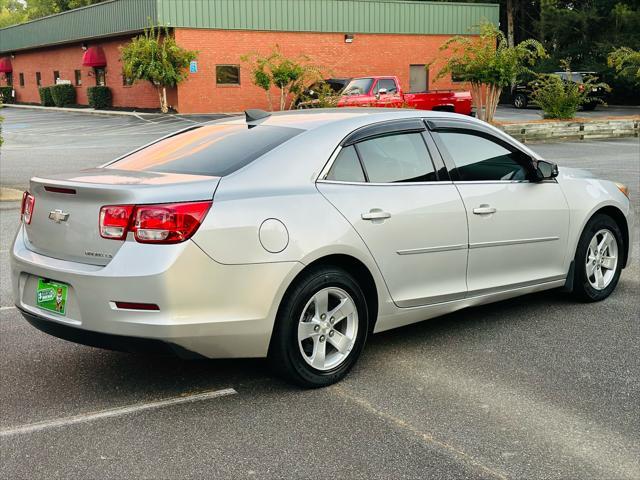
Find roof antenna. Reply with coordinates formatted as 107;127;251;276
245;109;271;123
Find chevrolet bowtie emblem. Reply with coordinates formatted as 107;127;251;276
49;209;70;223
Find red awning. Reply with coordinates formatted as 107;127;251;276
0;57;12;73
82;46;107;68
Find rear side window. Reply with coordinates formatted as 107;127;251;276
109;124;303;177
356;133;436;183
326;146;365;182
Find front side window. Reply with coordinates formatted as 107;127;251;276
216;65;240;85
374;79;398;94
109;124;303;177
326;145;365;182
436;131;529;181
356;133;436;183
343;78;373;96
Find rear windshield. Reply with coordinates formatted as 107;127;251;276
108;124;303;176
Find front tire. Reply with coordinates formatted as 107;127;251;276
269;266;369;388
572;214;624;302
582;101;598;111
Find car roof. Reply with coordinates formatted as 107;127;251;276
211;108;476;132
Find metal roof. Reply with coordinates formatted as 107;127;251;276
0;0;499;54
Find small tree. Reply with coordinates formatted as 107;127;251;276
120;25;197;113
435;23;546;123
608;47;640;85
242;47;322;111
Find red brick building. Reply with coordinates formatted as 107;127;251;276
0;0;499;114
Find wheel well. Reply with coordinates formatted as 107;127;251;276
294;255;379;332
592;206;630;268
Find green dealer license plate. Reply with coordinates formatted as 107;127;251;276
36;279;68;315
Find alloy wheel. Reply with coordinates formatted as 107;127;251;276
585;228;618;290
297;287;358;371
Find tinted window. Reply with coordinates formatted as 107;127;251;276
326;146;365;182
375;79;398;94
343;78;373;95
110;124;303;177
436;132;528;181
356;133;436;183
216;65;240;85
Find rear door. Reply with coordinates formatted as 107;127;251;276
428;121;570;294
317;120;468;307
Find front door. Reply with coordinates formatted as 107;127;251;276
317;123;469;307
431;127;570;294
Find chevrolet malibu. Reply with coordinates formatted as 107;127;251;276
11;109;633;387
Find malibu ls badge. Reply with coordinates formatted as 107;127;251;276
48;209;70;224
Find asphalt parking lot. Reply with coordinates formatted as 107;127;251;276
0;108;639;479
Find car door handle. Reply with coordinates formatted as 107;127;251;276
472;205;497;215
361;210;391;221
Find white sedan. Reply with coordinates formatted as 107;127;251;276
11;109;634;387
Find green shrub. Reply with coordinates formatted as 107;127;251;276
530;64;610;119
49;84;76;107
38;86;54;106
87;86;112;109
0;86;14;104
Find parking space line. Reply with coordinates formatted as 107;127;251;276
330;386;508;480
0;306;16;311
0;387;237;437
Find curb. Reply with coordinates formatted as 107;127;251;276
0;187;23;202
498;118;640;143
2;104;153;117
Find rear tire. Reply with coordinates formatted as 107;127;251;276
269;266;369;388
572;214;624;302
513;93;528;109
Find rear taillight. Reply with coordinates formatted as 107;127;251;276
99;201;211;244
21;192;35;225
100;205;134;240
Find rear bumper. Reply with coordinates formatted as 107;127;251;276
11;226;303;358
19;307;204;359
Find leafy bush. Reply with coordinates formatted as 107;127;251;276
38;86;54;106
49;84;76;107
0;86;14;104
530;65;610;119
295;82;341;109
87;86;112;109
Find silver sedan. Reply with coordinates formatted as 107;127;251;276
11;109;634;387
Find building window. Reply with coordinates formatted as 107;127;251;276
19;73;24;87
94;67;106;86
451;73;465;83
36;72;41;87
74;70;82;86
5;72;12;86
123;75;134;87
216;65;240;85
53;70;61;83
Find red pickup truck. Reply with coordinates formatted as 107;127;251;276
336;76;473;115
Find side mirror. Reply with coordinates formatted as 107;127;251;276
378;88;388;95
534;159;559;181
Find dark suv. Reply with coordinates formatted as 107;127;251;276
512;71;606;111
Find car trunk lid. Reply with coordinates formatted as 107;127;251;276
24;168;219;266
